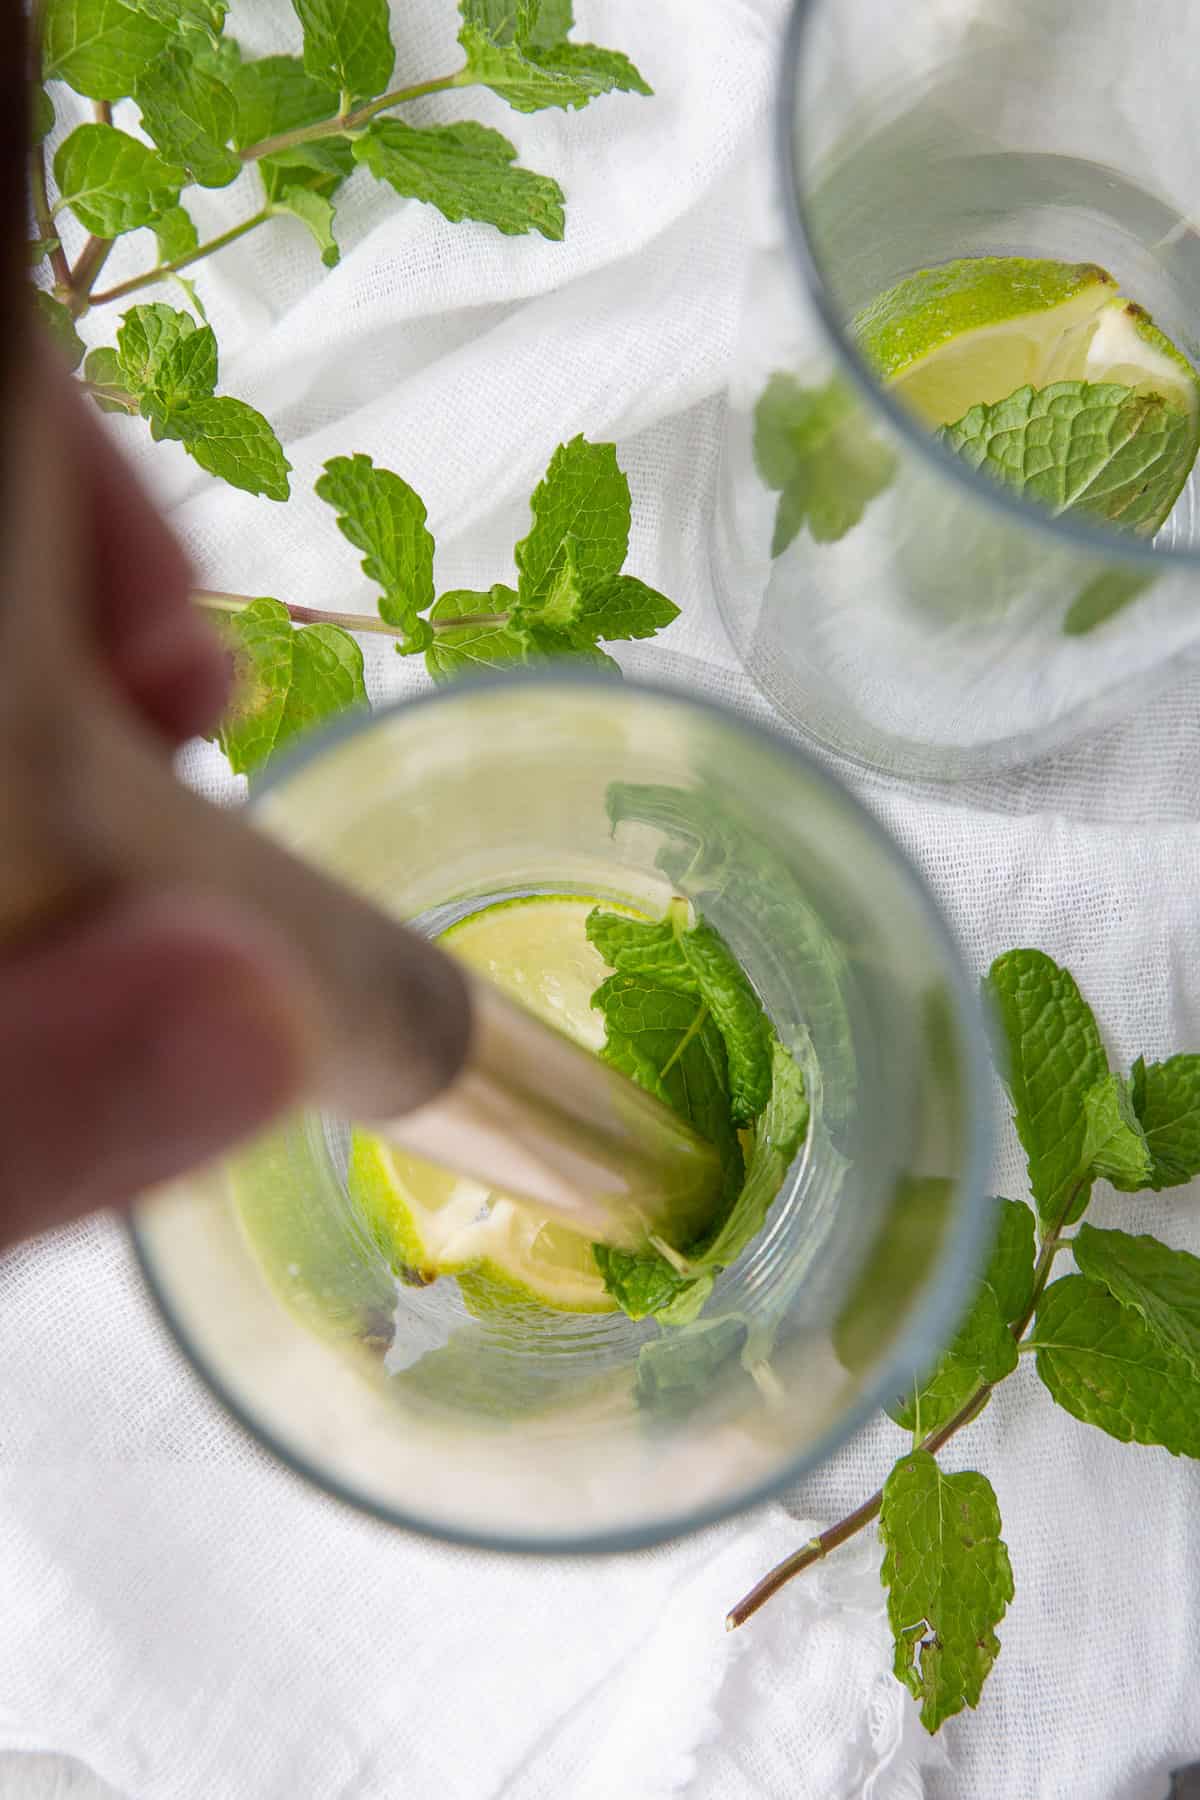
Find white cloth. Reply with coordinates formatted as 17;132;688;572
8;1;1200;1794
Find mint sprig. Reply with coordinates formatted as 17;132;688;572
34;0;651;492
729;946;1200;1738
198;437;681;775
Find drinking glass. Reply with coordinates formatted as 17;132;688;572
714;0;1200;777
133;673;990;1552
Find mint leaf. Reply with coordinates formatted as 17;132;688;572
1033;1273;1200;1455
1074;1224;1200;1379
53;124;182;236
535;535;584;627
634;1316;748;1418
353;120;565;241
753;373;896;553
888;1196;1034;1437
425;585;526;680
983;948;1109;1226
292;0;395;101
145;324;219;411
879;1451;1013;1734
44;0;169;101
516;436;630;607
158;398;291;500
1079;1072;1153;1190
115;302;196;391
230;54;340;148
140;0;227;41
32;87;55;146
585;904;773;1126
695;1040;808;1273
315;454;435;645
83;345;134;412
211;596;366;775
135;43;239;187
941;381;1199;536
458;24;649;112
154;204;200;265
460;0;572;47
576;574;678;641
1063;568;1155;636
1131;1053;1200;1188
590;1242;697;1322
272;186;340;266
34;293;86;372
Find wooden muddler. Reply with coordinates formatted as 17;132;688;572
0;373;720;1252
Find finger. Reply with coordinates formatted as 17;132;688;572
62;370;231;743
0;892;318;1251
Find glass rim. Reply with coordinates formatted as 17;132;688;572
131;666;994;1556
777;0;1200;574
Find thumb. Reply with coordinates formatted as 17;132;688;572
0;893;317;1251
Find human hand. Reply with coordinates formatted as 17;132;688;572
0;369;314;1253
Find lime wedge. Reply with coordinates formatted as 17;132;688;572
349;895;646;1316
855;256;1199;432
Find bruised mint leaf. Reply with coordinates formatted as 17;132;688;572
210;596;366;774
880;1451;1013;1733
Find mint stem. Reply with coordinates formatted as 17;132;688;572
88;210;273;308
71;233;115;306
192;589;507;638
237;70;465;165
723;1180;1084;1632
29;141;71;297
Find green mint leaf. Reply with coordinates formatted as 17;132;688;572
32;87;56;146
115;302;197;392
159;397;292;501
515;436;630;607
458;24;648;112
518;623;620;670
634;1316;748;1419
230;54;339;149
210;596;366;775
585;904;774;1126
272;186;340;266
53;125;182;237
1079;1071;1153;1190
1074;1224;1200;1379
575;573;678;642
134;43;239;188
43;0;169;101
1130;1053;1200;1188
879;1451;1013;1734
590;1242;696;1322
425;585;526;680
34;293;86;372
353;120;564;241
525;42;651;98
983;948;1109;1226
315;453;435;643
888;1288;1016;1438
154;204;200;265
291;0;395;102
145;324;219;410
260;141;355;205
1063;568;1155;636
981;1193;1038;1325
460;0;572;48
695;1040;808;1273
753;373;896;553
83;345;134;412
139;0;228;44
1033;1273;1200;1455
533;535;584;627
940;381;1199;536
887;1196;1034;1437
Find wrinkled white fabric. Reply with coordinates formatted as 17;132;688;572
8;0;1200;1795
